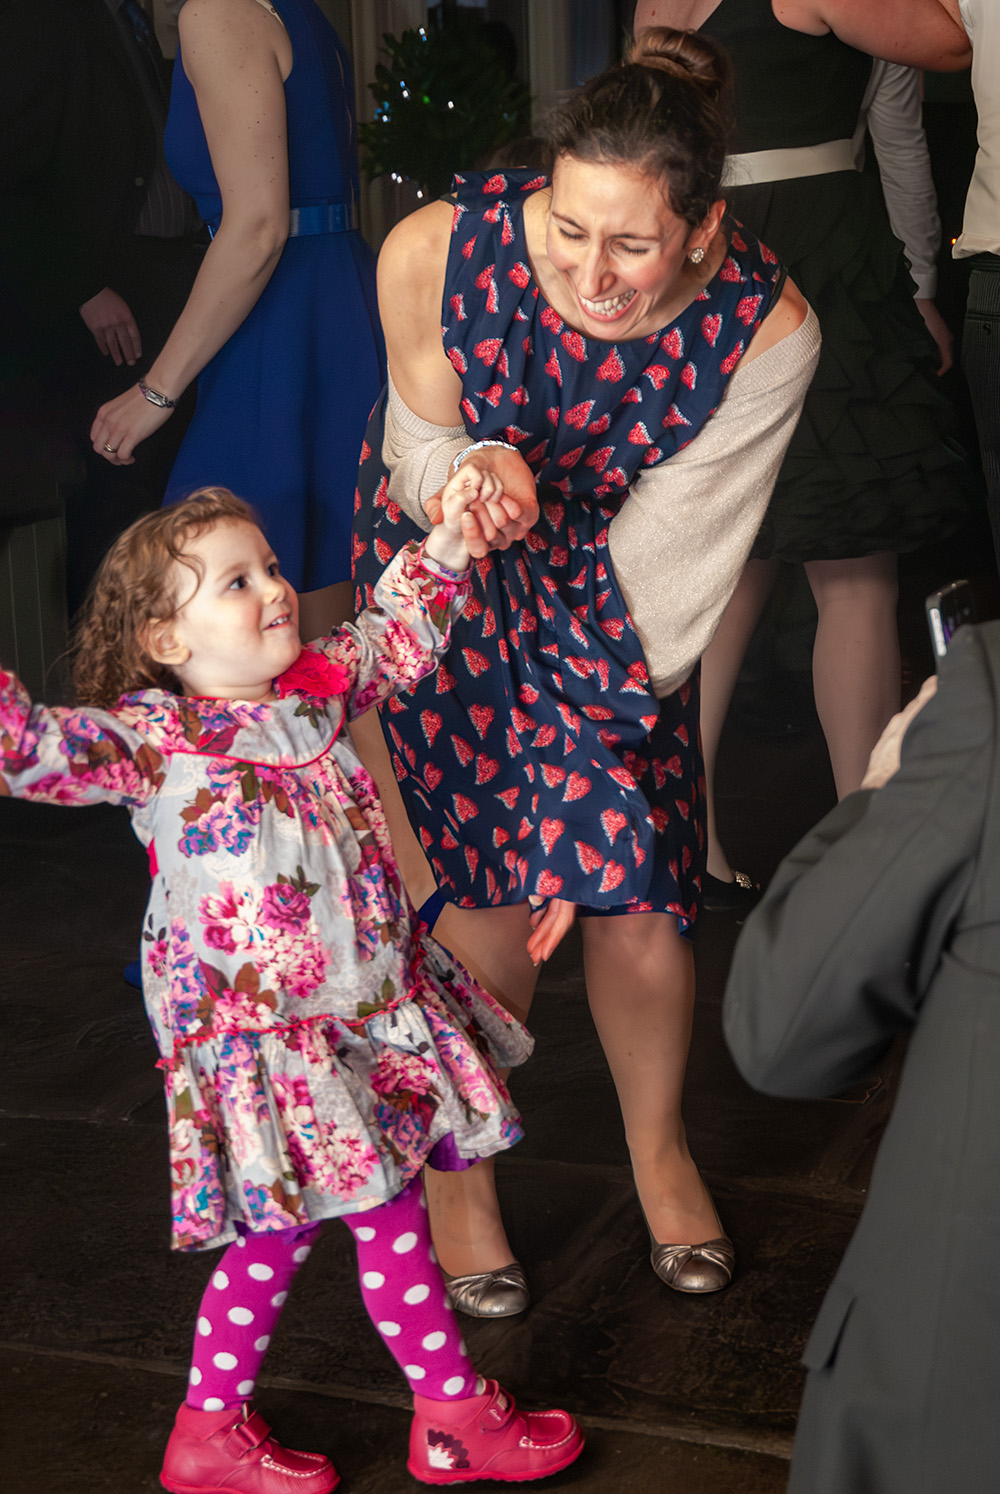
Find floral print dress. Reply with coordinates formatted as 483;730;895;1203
0;543;530;1251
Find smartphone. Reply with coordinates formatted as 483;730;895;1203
926;580;976;664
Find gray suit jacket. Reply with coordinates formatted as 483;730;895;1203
723;621;1000;1494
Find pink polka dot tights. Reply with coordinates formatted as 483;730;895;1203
186;1177;477;1411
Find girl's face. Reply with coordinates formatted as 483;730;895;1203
154;519;301;700
545;153;725;340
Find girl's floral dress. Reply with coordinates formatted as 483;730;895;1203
0;543;530;1251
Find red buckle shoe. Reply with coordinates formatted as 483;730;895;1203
408;1380;584;1484
160;1402;338;1494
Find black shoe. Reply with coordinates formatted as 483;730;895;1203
701;869;761;914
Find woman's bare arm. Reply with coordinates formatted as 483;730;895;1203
92;0;293;462
773;0;971;68
378;201;539;550
377;202;466;425
634;0;971;69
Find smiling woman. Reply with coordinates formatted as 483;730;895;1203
350;24;820;1313
537;156;727;333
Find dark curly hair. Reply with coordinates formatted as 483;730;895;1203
71;488;261;707
541;27;734;225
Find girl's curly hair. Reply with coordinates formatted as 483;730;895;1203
71;488;261;707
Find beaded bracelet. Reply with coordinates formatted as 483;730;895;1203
138;379;177;409
451;438;517;474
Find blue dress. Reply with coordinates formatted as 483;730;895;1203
353;172;783;930
163;0;384;592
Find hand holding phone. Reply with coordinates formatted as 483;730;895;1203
926;580;975;665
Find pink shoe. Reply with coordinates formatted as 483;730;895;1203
160;1403;338;1494
408;1380;584;1484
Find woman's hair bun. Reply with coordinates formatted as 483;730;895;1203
541;23;733;225
625;25;730;102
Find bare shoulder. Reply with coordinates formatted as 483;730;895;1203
179;0;285;53
180;0;291;90
378;201;455;306
741;277;808;365
379;202;455;281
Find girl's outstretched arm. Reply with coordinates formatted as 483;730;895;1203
0;670;163;807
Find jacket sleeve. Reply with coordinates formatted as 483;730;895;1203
0;670;164;809
313;541;471;720
722;624;996;1098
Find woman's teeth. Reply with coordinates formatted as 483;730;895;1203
578;288;637;316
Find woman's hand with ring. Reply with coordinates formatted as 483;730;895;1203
91;383;175;465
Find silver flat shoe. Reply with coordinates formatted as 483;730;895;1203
442;1262;530;1317
648;1234;735;1294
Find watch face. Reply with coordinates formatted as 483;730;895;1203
140;382;174;408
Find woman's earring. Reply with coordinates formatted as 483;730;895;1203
687;246;706;265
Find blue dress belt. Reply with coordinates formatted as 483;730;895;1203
206;200;358;239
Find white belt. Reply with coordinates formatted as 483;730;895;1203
723;139;856;187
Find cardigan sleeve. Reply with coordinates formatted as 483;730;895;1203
607;306;820;698
380;373;470;532
0;669;165;808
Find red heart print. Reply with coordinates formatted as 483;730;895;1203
575;841;604;873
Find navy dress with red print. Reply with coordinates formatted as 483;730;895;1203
353;171;782;931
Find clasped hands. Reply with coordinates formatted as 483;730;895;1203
426;445;539;557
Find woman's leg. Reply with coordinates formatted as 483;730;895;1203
804;552;900;799
580;912;720;1245
698;558;779;880
424;902;540;1277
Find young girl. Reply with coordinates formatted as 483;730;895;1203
0;484;582;1490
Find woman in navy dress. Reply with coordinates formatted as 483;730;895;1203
352;29;818;1308
91;0;383;637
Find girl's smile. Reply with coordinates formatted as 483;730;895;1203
154;519;302;700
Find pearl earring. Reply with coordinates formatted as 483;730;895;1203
687;246;706;264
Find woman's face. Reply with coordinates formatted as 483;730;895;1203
545;153;723;339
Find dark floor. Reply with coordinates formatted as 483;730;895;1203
1;525;990;1493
